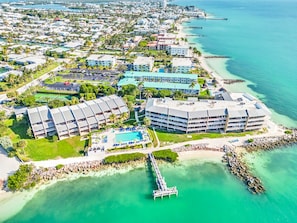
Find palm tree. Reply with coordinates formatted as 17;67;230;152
109;113;117;124
173;90;185;100
120;112;129;120
189;81;197;94
143;89;153;99
137;81;144;100
143;117;151;127
6;73;17;86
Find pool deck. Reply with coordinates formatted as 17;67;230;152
87;127;151;155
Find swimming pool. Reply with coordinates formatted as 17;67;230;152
115;131;143;143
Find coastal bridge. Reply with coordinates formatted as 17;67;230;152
148;153;178;199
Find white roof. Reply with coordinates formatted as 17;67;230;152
172;58;192;67
133;56;154;65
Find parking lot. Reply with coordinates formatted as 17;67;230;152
57;69;120;84
43;82;80;92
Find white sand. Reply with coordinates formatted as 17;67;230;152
178;150;224;162
0;147;20;180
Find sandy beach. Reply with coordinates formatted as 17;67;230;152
0;15;289;221
178;150;224;162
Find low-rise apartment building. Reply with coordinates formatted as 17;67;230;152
27;95;129;140
172;58;192;73
117;71;200;94
133;56;154;72
167;45;189;57
86;54;116;68
145;94;268;133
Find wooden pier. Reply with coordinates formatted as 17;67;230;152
148;153;178;200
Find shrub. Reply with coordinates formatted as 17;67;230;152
56;164;64;170
0;136;13;152
7;164;34;191
247;138;254;143
17;140;27;148
152;149;178;162
103;153;145;164
285;130;292;134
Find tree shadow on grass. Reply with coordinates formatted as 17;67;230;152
11;117;30;139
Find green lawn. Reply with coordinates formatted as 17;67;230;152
33;62;59;79
44;76;63;84
200;89;210;96
147;128;158;147
24;136;86;161
5;118;87;161
155;130;253;147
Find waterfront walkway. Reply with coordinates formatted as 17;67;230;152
148;153;178;199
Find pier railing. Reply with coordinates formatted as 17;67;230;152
148;153;178;199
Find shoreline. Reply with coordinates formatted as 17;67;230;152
0;149;223;221
1;11;296;221
180;18;297;128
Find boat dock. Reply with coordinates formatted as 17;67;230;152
148;153;178;199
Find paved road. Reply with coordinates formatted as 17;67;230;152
0;147;20;180
0;65;62;103
16;65;62;95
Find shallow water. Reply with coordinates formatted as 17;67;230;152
179;0;297;127
3;0;297;222
5;148;297;223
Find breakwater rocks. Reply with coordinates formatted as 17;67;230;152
173;144;223;152
223;79;245;84
29;159;145;186
244;130;297;152
222;146;265;194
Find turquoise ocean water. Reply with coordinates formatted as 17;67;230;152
4;0;297;222
179;0;297;127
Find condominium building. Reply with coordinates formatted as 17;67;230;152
117;71;200;94
172;58;192;73
86;54;116;67
27;95;129;140
133;56;154;72
167;45;189;57
145;93;268;133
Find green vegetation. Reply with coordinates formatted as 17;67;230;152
7;164;36;191
147;128;158;147
56;164;64;170
247;138;254;143
32;62;59;79
155;130;253;146
103;152;146;164
152;149;178;162
4;117;87;161
44;76;63;84
285;130;292;134
24;136;87;161
1;61;59;93
199;89;210;97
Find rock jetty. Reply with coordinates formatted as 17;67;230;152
28;159;145;186
244;129;297;152
173;144;223;152
223;79;245;84
222;145;265;194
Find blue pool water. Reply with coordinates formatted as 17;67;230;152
115;131;143;143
